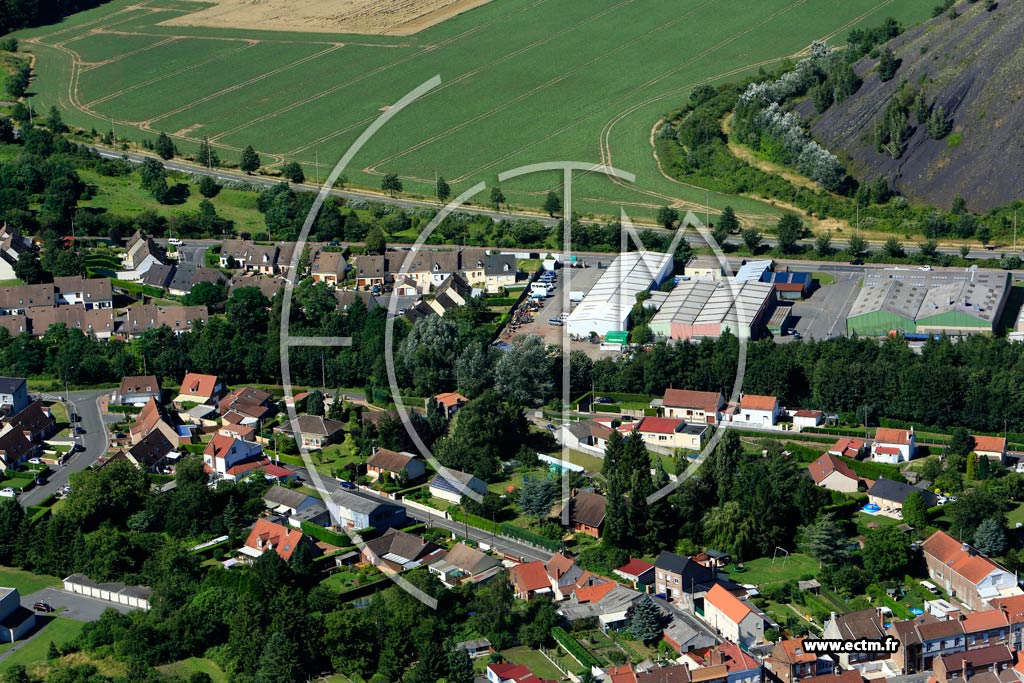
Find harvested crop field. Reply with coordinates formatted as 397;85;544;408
159;0;496;36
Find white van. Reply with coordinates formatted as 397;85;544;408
168;237;182;246
530;282;550;296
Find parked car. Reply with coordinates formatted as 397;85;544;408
28;457;42;465
792;331;803;340
0;488;17;498
594;397;615;404
36;474;48;486
70;412;80;423
74;426;85;435
337;480;356;490
918;265;932;271
32;602;54;613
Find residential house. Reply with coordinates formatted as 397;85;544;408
393;277;418;296
661;606;719;655
428;542;502;588
229;273;285;300
0;378;29;417
218;387;273;423
365;447;426;483
203;434;264;477
330;489;406;531
484;254;517;293
121;304;209;338
3;400;56;444
870;427;916;463
679;641;762;683
799;673;863;683
429;467;488;504
167;267;226;298
426;272;476;316
567;490;607;538
932;644;1015;683
808;453;865;493
657;389;724;424
125;430;177;472
141;262;175;291
219;240;280;275
733;394;780;427
277;414;345;449
0;282;56;315
867;479;938;517
922;530;1024;611
241;518;317;563
433;392;468;418
653;550;734;611
361;528;441;572
702;583;766;648
765;638;834;683
614;558;655;590
130;397;192;447
822;608;891;673
0;225;31;281
545;553;588;601
53;277;113;310
354;254;389;290
632;417;706;451
605;665;638;683
334;289;378;311
118;231;165;280
792;409;824;429
559;582;645;631
509;561;554;600
262;485;319;517
310;249;345;286
635;665;692;683
25;303;117;339
0;428;32;471
486;662;556;683
560;420;613;452
829;437;866;458
973;435;1008;464
174;372;225;406
116;375;161;406
402;250;462;293
0;587;35;643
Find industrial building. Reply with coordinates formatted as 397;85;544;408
566;251;673;338
648;280;776;341
846;269;1010;337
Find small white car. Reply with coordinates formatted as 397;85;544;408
0;488;17;498
28;457;42;465
918;265;932;271
168;237;182;246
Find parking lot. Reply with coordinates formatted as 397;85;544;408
776;267;862;342
505;264;608;354
22;587;133;622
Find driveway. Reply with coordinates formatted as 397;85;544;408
21;586;132;621
20;388;114;507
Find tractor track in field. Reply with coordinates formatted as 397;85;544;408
209;0;558;147
78;35;179;72
278;0;641;158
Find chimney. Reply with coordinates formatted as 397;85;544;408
709;647;724;666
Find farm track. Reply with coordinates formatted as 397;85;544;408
78;35;179;71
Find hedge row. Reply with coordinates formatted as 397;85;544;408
300;521;350;546
551;627;601;668
487;297;518;307
499;522;560;552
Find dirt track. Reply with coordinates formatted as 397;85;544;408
159;0;495;35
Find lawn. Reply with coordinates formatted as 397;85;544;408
0;617;85;674
811;272;837;286
0;566;61;595
1008;502;1024;528
157;657;228;683
501;646;572;680
320;564;383;592
724;553;819;587
16;0;938;224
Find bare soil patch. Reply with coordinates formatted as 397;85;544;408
159;0;495;35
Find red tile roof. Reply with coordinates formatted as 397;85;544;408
574;581;616;604
636;417;682;435
607;664;638;683
922;530;1004;585
244;518;306;561
962;608;1009;633
830;437;865;457
662;389;722;413
615;558;655;578
509;561;550;594
775;638;817;664
808;453;859;485
874;427;913;445
179;372;219;399
739;394;777;411
873;446;902;456
204;433;239;459
714;641;760;672
706;584;753;625
434;392;468;408
972;435;1006;454
794;409;822;418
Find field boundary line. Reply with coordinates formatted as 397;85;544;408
79;35;179;72
207;0;555;144
28;4;152;43
277;0;640;156
83;40;261;107
51;6;173;47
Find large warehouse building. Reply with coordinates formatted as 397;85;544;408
649;280;776;341
846;269;1010;336
566;251;673;337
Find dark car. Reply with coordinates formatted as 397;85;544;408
35;474;48;486
32;602;54;613
850;258;863;266
337;480;356;490
69;413;80;422
594;397;615;404
74;426;85;435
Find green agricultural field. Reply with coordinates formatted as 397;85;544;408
15;0;936;225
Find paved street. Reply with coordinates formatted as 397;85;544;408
20;389;114;507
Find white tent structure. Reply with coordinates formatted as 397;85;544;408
566;251;672;338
